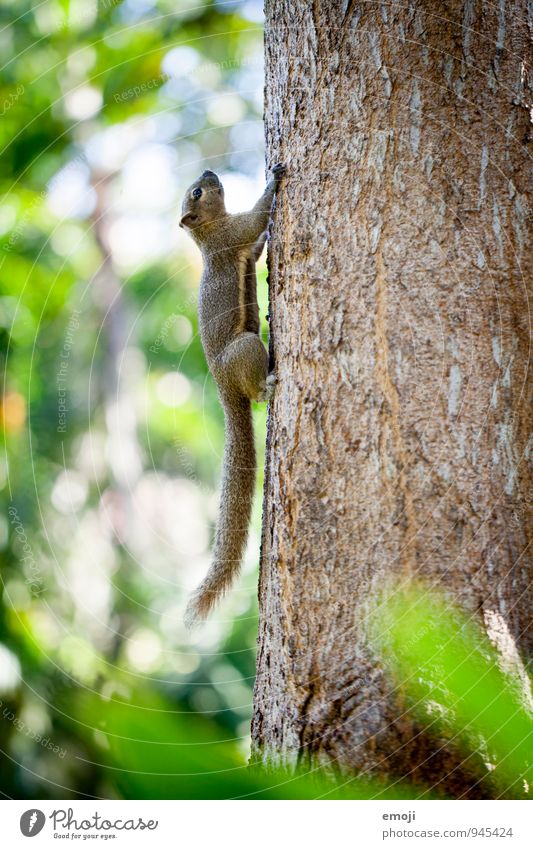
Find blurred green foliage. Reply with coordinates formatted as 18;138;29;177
376;585;532;799
0;0;269;799
0;0;530;802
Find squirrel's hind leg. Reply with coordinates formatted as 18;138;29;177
219;332;270;402
257;372;276;403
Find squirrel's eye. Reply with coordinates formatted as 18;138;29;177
192;188;202;200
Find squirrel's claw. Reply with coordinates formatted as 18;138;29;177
262;373;277;403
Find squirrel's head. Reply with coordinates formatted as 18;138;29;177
180;170;226;231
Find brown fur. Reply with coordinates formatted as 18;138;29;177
180;165;285;627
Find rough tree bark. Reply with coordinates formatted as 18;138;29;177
252;0;532;796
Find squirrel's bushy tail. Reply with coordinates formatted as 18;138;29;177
184;391;255;628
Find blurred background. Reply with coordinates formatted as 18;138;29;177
2;0;530;802
0;0;272;799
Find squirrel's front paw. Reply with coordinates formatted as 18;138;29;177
272;163;286;182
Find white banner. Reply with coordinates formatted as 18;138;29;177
0;799;531;848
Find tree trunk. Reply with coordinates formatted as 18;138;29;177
252;0;532;796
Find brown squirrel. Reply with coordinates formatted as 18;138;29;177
179;163;286;627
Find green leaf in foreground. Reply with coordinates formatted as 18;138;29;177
63;682;417;799
374;585;533;797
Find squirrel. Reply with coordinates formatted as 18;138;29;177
179;163;286;627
